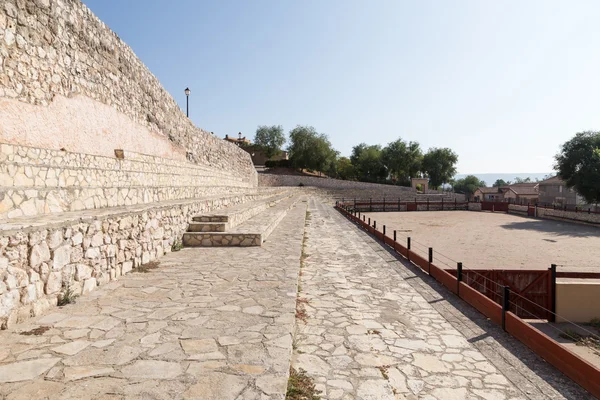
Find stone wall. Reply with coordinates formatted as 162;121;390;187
0;143;255;219
0;0;256;183
0;189;285;328
537;207;600;225
468;202;482;211
259;174;466;202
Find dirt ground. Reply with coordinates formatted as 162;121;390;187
363;210;600;273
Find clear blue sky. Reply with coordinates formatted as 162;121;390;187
83;0;599;174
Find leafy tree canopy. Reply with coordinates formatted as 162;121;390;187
254;125;286;159
555;131;600;204
288;125;336;174
421;147;458;189
452;175;486;198
381;139;423;185
333;157;355;180
492;179;511;187
513;177;532;184
351;143;387;183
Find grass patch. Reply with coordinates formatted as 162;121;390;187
136;261;160;273
20;326;50;336
286;368;321;400
590;318;600;330
560;328;600;354
171;239;184;252
57;283;79;306
378;365;390;380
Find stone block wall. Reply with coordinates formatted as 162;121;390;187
0;189;285;328
0;0;256;184
258;174;466;202
537;207;600;225
0;143;255;219
468;202;482;211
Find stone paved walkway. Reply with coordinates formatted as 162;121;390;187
291;199;528;400
0;201;307;400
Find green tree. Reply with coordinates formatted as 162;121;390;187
452;175;486;199
351;143;387;183
288;125;337;174
421;147;458;189
513;177;532;184
492;179;511;187
555;131;600;204
333;157;355;180
254;125;286;159
381;139;423;185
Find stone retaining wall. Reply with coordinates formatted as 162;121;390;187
468;202;482;211
0;143;254;219
537;207;600;225
259;174;466;202
0;0;255;183
0;190;284;328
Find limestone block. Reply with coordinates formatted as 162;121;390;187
0;290;20;318
45;271;62;295
75;264;92;281
90;232;103;247
52;246;71;270
70;246;83;263
47;230;63;250
85;247;100;259
30;242;50;268
0;257;8;271
121;261;133;275
82;278;97;295
72;232;83;245
7;267;28;288
20;284;37;304
141;251;150;265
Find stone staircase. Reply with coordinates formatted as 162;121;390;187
183;192;300;247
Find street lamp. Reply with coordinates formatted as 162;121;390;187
184;87;191;117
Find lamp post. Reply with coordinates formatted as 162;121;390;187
184;87;190;117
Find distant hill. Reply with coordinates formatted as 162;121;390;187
453;173;553;187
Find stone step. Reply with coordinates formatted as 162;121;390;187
190;192;292;229
183;195;300;247
187;221;227;232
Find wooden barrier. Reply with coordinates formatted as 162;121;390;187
430;264;458;295
505;313;600;398
458;282;503;326
408;250;429;273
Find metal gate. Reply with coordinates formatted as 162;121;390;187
447;269;554;320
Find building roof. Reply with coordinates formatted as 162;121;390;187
501;183;539;195
476;187;501;194
538;175;564;185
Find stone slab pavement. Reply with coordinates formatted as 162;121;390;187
291;198;593;400
0;200;308;399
